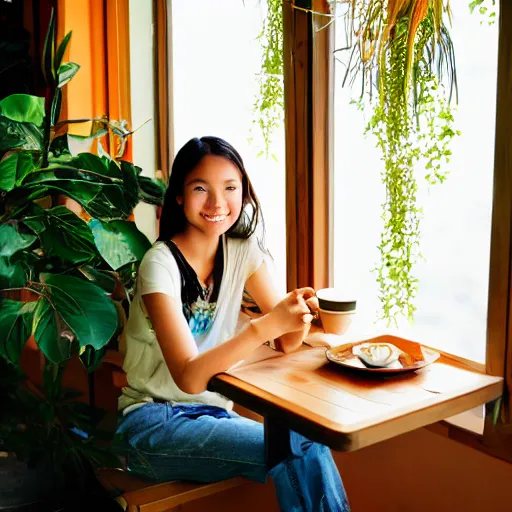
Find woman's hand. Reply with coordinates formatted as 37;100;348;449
269;287;318;336
271;289;318;353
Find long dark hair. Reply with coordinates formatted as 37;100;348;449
157;136;264;242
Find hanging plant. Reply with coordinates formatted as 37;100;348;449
251;0;460;324
469;0;497;25
252;0;284;159
337;0;459;324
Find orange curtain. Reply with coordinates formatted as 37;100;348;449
56;0;132;161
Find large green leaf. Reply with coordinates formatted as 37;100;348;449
33;298;73;364
0;221;37;258
22;163;116;185
77;266;117;294
50;130;108;159
79;345;107;373
55;31;72;72
41;181;129;220
0;116;44;152
0;187;52;225
119;160;140;209
0;153;38;192
23;206;98;266
42;8;56;86
57;62;80;88
0;300;36;365
19;154;141;221
49;134;71;158
21;168;130;220
73;152;112;174
0;95;45;126
138;175;166;206
0;258;27;288
39;273;118;351
51;87;62;126
0;222;34;288
89;219;151;270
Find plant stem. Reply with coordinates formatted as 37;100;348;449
42;89;55;168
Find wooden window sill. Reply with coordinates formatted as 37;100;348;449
426;405;512;465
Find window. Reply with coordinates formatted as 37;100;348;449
171;0;287;294
129;0;158;242
332;3;500;362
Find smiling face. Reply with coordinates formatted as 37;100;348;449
176;154;244;238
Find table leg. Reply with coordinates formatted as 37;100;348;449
264;416;292;470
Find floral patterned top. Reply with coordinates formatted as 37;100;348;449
164;240;224;337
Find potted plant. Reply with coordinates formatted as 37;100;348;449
0;10;164;510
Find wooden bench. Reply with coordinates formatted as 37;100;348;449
96;468;247;512
98;352;251;511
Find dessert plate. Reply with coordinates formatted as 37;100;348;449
325;334;440;374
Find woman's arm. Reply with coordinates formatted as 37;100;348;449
244;262;319;353
143;285;312;395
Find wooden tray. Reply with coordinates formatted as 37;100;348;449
325;335;440;374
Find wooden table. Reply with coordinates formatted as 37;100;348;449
208;342;502;467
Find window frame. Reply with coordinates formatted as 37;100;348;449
283;0;512;458
283;0;333;292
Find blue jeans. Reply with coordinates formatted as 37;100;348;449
116;402;350;511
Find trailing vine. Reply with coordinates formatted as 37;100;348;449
252;0;284;159
251;0;460;324
368;19;421;322
469;0;497;25
336;1;459;325
367;12;459;323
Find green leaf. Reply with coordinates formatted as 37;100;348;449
76;152;117;176
39;273;118;351
0;153;38;192
54;31;72;71
21;153;141;221
79;345;107;373
57;62;80;88
492;396;502;425
49;134;71;158
138;175;166;206
22;206;98;267
51;87;62;125
21;168;131;221
0;258;27;288
119;160;140;210
33;298;73;364
0;95;45;126
66;129;108;156
0;221;37;258
0;222;34;288
0;116;44;152
0;300;36;365
77;266;117;294
42;8;56;85
89;219;151;270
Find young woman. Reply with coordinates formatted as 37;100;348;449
116;136;350;511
